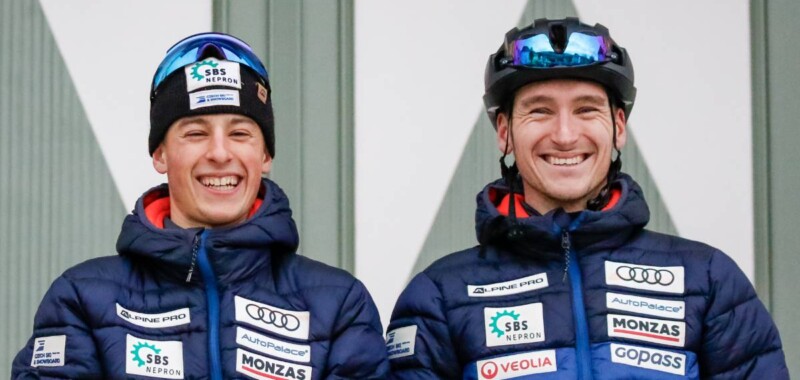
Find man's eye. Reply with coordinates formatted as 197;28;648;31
530;108;551;114
577;107;600;114
185;131;205;137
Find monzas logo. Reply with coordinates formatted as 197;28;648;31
484;303;545;347
236;348;312;380
236;326;311;363
468;273;549;298
607;314;686;347
125;335;183;379
610;343;686;375
476;350;557;379
184;58;242;92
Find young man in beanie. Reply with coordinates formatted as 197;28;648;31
13;33;388;379
386;18;787;379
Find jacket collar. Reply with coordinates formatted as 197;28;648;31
115;178;299;284
475;173;650;254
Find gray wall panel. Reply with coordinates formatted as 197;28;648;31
214;0;355;271
753;0;800;375
412;0;677;274
0;0;126;373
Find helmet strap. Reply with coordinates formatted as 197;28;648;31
499;102;520;219
587;95;622;210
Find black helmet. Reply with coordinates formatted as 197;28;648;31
483;17;636;128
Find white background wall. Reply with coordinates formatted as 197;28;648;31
39;0;212;209
356;0;754;327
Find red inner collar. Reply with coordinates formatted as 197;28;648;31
495;188;622;217
144;197;264;229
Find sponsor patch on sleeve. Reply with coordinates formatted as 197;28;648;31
236;326;311;363
185;58;242;92
467;272;549;297
607;314;686;347
610;343;686;375
476;349;557;379
386;325;417;359
605;261;685;294
484;303;545;347
606;292;685;320
237;348;312;380
189;89;240;110
116;303;191;328
125;334;183;379
234;295;310;340
30;335;66;367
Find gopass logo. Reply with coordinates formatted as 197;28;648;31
476;350;557;379
484;303;545;347
610;343;686;375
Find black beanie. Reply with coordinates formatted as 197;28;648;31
149;58;275;157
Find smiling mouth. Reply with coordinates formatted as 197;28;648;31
545;154;587;166
199;175;241;191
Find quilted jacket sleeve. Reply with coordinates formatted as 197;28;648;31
700;251;789;379
387;272;459;379
11;275;102;379
325;279;390;379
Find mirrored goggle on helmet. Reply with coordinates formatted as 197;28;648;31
505;32;614;68
151;32;269;90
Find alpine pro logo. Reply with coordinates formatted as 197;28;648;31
610;343;686;375
467;273;549;298
606;292;685;319
605;261;685;294
125;335;184;379
184;58;242;92
607;314;686;347
484;303;545;347
476;350;557;379
236;348;312;380
116;303;190;328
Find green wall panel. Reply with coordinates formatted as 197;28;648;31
752;0;800;375
0;0;126;373
213;0;354;272
412;0;677;274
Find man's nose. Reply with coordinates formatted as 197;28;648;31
205;133;233;162
551;114;579;146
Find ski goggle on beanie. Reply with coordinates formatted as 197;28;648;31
505;31;613;68
149;32;275;157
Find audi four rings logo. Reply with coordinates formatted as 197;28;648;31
616;266;675;286
245;304;301;331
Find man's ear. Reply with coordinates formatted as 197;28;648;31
614;107;627;150
496;112;513;154
152;144;168;174
261;152;273;174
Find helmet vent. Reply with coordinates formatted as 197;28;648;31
197;43;227;61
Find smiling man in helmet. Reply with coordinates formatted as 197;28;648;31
386;18;787;379
13;33;388;379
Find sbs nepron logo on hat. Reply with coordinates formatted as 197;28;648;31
185;58;242;92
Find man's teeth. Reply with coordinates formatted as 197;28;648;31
200;176;239;189
548;156;585;166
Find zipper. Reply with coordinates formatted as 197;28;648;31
197;230;223;380
563;230;592;380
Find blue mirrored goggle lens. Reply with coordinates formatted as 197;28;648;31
511;32;609;68
152;33;269;89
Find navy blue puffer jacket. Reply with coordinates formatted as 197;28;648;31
13;179;388;379
387;174;787;379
